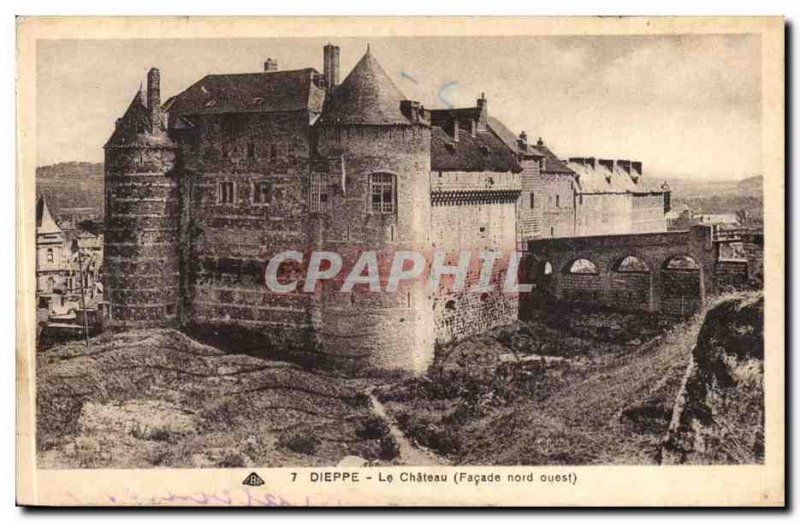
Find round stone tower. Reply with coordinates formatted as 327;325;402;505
313;49;435;374
103;68;180;326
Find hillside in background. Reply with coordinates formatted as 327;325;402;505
36;162;104;217
665;175;764;228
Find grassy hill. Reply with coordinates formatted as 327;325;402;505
37;329;397;468
36;162;104;217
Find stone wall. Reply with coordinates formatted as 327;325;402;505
526;226;717;316
313;123;436;374
430;169;520;345
104;142;180;325
176;111;315;338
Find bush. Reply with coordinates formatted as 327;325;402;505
356;414;389;440
282;433;319;455
378;435;400;461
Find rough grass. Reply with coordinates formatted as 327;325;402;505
377;305;696;465
660;291;764;464
36;329;394;468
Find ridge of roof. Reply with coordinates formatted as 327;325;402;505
167;68;323;117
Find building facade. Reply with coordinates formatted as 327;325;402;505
104;44;672;373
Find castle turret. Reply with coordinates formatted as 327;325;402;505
314;47;435;373
103;68;180;326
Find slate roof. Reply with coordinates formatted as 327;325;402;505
318;50;412;126
430;126;522;173
165;68;325;117
567;160;667;195
530;143;574;175
485;116;542;159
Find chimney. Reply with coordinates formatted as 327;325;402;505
147;68;162;134
400;100;424;124
598;159;614;171
453;118;460;142
632;161;643;175
586;157;596;169
476;93;488;131
264;58;278;72
517;131;528;150
323;43;340;88
537;137;544;147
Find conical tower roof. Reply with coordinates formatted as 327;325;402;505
320;49;411;126
36;194;62;235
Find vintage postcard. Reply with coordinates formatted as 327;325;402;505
16;16;785;507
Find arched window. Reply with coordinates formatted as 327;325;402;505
370;173;395;214
568;259;598;274
445;300;456;311
616;256;649;273
542;261;553;275
665;255;700;270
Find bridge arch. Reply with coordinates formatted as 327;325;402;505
660;254;703;316
561;257;603;303
610;255;652;311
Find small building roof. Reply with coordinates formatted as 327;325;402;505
319;50;412;126
166;68;325;117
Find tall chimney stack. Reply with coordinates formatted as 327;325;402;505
323;43;340;88
147;68;162;134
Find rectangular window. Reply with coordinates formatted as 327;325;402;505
370;173;395;214
246;143;256;159
310;173;329;212
269;144;278;160
530;193;535;209
218;180;236;205
252;181;271;205
556;194;560;208
47;248;54;263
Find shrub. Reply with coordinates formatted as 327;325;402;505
282;433;319;455
378;435;400;461
356;414;389;440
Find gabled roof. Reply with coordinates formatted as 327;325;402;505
486;116;547;160
166;68;325;117
36;195;62;235
431;126;522;173
319;50;411;126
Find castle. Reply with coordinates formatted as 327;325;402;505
104;44;670;374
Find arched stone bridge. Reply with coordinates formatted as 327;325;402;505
522;225;724;316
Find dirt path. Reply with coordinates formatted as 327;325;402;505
365;387;449;466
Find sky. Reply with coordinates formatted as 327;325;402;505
36;34;761;181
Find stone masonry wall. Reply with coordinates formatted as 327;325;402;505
430;169;520;346
176;111;315;341
104;144;180;325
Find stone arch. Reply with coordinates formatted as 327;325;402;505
610;255;652;312
561;257;602;303
660;254;703;316
565;258;599;274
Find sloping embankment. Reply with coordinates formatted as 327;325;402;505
36;329;397;468
659;292;764;464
